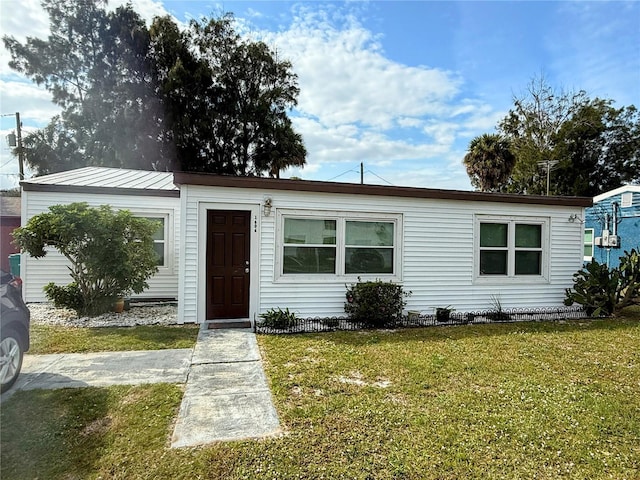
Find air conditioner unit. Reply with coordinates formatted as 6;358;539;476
602;229;610;245
594;237;603;247
608;235;619;248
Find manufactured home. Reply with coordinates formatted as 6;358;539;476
20;167;180;303
584;185;640;268
174;172;592;324
19;167;592;323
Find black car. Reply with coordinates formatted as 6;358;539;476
1;269;30;393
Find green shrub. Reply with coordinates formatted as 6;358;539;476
345;278;410;327
259;307;298;329
43;282;85;312
564;249;640;316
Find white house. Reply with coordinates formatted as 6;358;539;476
20;167;180;303
174;172;592;325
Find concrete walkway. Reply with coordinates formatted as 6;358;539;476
1;326;281;448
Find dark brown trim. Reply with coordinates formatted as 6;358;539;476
21;183;180;198
173;172;592;207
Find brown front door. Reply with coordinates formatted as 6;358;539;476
206;210;250;319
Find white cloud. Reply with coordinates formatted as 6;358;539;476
0;79;58;124
268;9;462;130
253;5;497;188
118;0;170;23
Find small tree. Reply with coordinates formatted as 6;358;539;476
13;203;159;316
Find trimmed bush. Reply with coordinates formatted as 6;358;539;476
43;282;85;312
345;278;410;327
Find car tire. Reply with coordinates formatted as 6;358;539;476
0;331;24;393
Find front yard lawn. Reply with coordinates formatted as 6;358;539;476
29;324;200;354
2;312;639;479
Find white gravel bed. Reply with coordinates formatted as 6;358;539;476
28;302;178;327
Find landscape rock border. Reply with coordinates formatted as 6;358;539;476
29;302;178;328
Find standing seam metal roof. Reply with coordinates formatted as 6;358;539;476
21;167;176;191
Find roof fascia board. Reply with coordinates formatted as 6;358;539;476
593;185;640;203
173;172;592;208
21;183;179;198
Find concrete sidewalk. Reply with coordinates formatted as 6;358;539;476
171;327;281;447
1;326;281;448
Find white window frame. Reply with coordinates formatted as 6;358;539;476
275;209;403;282
621;192;633;208
133;212;172;272
474;215;550;284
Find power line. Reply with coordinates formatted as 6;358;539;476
364;169;394;186
0;158;15;169
325;163;395;186
326;166;360;182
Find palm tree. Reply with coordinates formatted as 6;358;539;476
463;134;516;192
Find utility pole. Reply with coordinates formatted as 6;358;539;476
360;162;364;185
4;112;24;180
15;112;24;181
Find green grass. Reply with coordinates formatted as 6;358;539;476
2;311;639;479
29;324;200;354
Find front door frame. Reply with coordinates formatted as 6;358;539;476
197;202;260;323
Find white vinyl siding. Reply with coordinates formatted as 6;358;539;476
22;190;180;302
179;184;585;323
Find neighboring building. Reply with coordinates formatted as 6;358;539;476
20;167;180;303
174;172;591;325
584;185;640;268
0;196;21;272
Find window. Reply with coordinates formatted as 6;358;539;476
584;228;594;261
345;221;394;274
142;216;167;267
283;218;336;273
279;213;400;278
621;192;633;208
476;216;547;280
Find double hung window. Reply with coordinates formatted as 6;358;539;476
476;216;547;281
141;216;168;267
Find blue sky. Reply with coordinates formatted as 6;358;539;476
1;0;639;190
